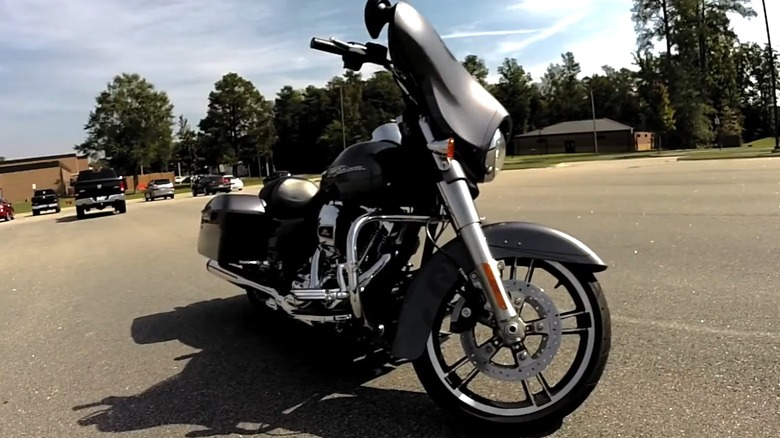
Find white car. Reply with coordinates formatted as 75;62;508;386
174;176;188;184
224;175;244;191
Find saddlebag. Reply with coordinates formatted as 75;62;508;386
197;194;275;264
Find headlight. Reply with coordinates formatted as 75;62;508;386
483;129;507;183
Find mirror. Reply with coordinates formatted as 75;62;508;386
364;0;393;39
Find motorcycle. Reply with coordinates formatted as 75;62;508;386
197;0;612;434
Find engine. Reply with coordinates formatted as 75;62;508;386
315;201;391;262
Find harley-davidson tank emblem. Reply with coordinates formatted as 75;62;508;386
326;165;367;178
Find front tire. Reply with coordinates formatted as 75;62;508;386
412;258;611;435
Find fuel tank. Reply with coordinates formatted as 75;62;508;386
319;140;433;208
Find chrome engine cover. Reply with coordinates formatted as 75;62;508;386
316;202;341;255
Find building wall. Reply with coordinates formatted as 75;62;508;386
514;130;638;155
134;172;176;192
634;131;655;151
0;166;66;203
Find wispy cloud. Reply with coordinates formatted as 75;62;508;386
442;29;538;39
507;0;593;14
495;11;591;55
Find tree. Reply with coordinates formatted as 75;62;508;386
75;72;175;177
172;115;204;175
198;73;276;174
492;58;534;134
462;55;489;86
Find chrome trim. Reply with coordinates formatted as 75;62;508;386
345;213;443;320
292;253;391;303
316;202;340;252
370;122;403;145
205;260;351;324
434;157;519;330
484;128;506;183
308;248;322;288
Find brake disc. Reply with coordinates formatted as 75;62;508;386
460;279;562;382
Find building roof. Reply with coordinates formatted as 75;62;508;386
0;152;84;167
515;118;634;138
0;160;62;175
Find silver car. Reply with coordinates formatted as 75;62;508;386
144;178;175;201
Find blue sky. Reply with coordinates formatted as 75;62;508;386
0;0;776;159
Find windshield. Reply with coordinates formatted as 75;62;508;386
34;189;55;196
385;2;509;150
77;168;118;181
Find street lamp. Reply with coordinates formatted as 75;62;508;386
587;87;598;153
761;0;780;152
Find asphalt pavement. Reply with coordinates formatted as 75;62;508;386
1;156;779;438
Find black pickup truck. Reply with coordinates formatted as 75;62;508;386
73;168;127;220
30;189;61;216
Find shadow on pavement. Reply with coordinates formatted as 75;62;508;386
56;211;115;223
72;295;472;438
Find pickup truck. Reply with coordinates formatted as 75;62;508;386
31;189;61;216
73;168;127;220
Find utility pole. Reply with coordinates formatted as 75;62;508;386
590;88;599;153
340;85;347;150
762;0;780;152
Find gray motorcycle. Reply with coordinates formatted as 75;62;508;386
197;0;612;434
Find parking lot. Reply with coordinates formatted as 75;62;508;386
1;156;780;438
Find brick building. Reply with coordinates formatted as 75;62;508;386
0;153;90;203
512;118;655;155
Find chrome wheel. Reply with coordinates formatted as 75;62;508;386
414;257;609;430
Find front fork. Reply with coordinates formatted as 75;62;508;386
421;122;524;344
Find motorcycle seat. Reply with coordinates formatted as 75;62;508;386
259;176;319;219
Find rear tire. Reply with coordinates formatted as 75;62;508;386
32;210;40;216
76;206;86;220
412;259;611;436
116;201;127;214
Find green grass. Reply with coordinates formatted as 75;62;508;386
503;151;670;170
676;137;780;161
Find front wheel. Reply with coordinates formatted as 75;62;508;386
412;257;611;435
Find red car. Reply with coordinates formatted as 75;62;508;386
0;198;14;221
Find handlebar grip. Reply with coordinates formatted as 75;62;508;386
310;37;344;56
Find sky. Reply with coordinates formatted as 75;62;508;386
0;0;777;159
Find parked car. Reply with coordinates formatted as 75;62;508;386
144;178;175;201
0;198;14;222
223;174;244;191
263;170;292;185
31;189;61;216
174;175;188;184
191;175;232;196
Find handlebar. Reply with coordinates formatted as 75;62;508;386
310;37;345;56
309;36;390;70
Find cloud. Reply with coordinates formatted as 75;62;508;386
507;0;593;14
442;29;538;39
494;11;591;55
1;0;778;158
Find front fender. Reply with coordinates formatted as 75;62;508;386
390;221;606;361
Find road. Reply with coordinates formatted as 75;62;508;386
1;156;779;438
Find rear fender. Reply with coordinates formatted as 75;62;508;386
390;221;607;360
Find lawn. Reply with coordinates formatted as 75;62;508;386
503;137;780;169
676;136;780;161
